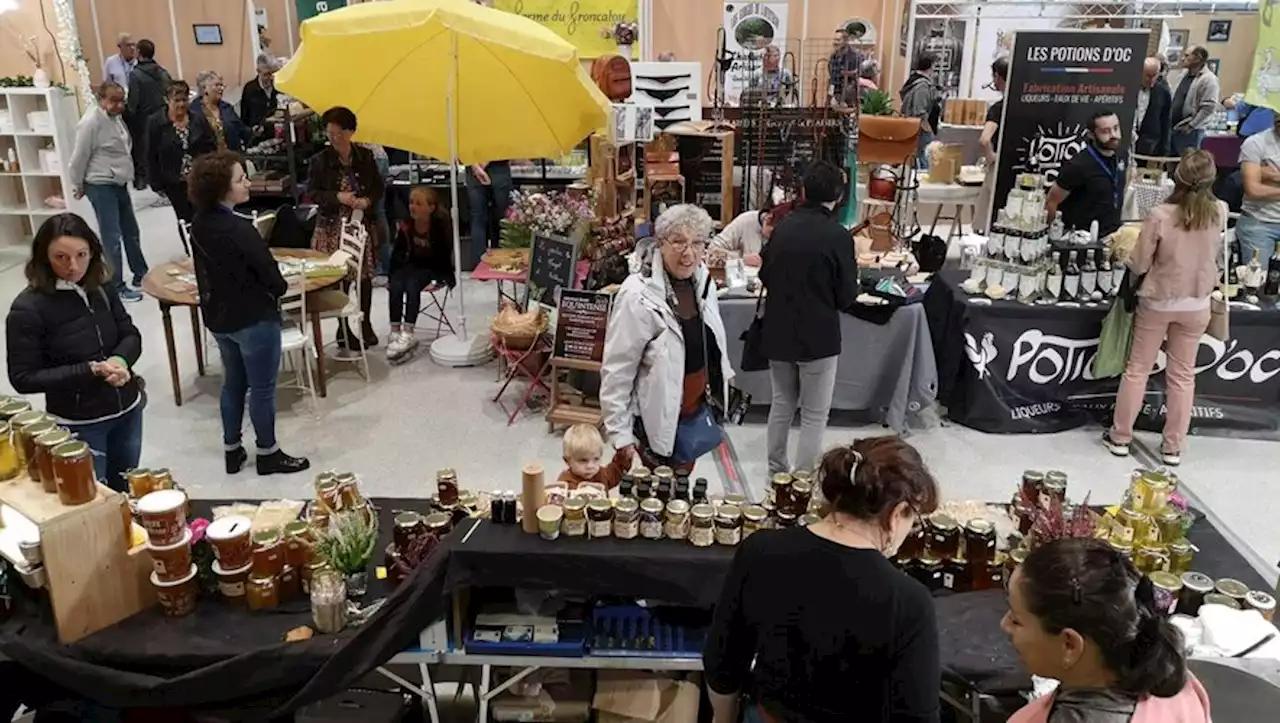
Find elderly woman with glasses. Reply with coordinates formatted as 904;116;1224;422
599;204;736;474
192;70;250;152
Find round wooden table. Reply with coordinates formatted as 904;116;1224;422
140;249;346;405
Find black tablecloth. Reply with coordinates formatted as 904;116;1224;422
925;271;1280;437
0;498;451;719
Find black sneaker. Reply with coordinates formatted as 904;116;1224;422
256;450;311;476
338;324;364;352
362;322;379;349
1101;432;1130;457
225;446;247;474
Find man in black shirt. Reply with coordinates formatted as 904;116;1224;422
977;57;1009;231
1046;109;1125;238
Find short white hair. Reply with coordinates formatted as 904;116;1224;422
654;204;714;244
195;70;223;94
117;32;132;46
859;58;880;79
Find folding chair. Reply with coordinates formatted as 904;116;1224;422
491;332;553;426
418;283;456;339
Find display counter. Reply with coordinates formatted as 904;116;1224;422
925;270;1280;437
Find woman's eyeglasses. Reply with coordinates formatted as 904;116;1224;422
666;237;706;253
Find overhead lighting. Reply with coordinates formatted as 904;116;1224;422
0;0;20;15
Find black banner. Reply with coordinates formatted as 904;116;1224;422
991;30;1148;219
926;273;1280;438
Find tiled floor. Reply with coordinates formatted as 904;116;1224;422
1;191;1276;586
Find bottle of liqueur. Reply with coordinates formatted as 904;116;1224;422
1245;248;1264;298
1097;248;1114;297
1048;210;1065;244
988;211;1007;260
1228;246;1241;298
1003;215;1023;263
1080;249;1098;299
1062;250;1081;301
1266;244;1280;297
1045;251;1064;302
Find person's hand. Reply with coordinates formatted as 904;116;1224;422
744;253;762;267
73;186;84;200
615;444;638;470
337;191;357;207
470;164;490;185
353;197;370;211
1174;119;1191;133
104;366;131;387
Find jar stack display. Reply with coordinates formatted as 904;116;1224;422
0;397;99;506
893;510;1006;594
137;488;198;617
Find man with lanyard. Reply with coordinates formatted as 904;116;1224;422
1046;109;1125;238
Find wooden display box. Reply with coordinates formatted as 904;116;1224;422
0;478;154;643
661;123;736;227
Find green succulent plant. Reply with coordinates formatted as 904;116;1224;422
860;89;895;117
315;511;378;576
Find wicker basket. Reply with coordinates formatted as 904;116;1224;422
491;304;547;351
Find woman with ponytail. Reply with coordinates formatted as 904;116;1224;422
1004;537;1211;723
703;437;941;723
1103;149;1226;466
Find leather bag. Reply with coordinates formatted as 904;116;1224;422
858;115;922;165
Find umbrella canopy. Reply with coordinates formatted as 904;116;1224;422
275;0;610;165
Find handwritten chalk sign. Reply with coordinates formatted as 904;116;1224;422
553;289;612;365
528;232;579;305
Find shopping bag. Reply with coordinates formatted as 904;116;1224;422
1092;299;1135;379
739;289;769;372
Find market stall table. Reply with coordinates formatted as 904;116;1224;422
140;250;346;405
924;270;1280;437
718;297;938;432
470;258;591;311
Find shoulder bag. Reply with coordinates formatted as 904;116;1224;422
858;115;922;166
739;286;768;372
1207;201;1231;341
671;276;726;465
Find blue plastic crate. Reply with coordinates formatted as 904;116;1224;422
589;604;705;659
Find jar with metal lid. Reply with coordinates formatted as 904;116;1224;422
963;519;997;567
1013;498;1036;535
1149;572;1182;615
790;481;813;516
742;505;768;538
976;555;1005;591
1178;572;1215;616
914;556;943;591
1134;544;1170;575
423;511;452;538
715;505;743;545
723;493;748;508
1005;547;1029;589
436;468;459;506
771;473;793;512
1215;578;1250;604
52;441;96;506
798;513;821;527
898;525;925;560
775;509;798;528
10;410;47;471
689;504;715;547
19;420;54;482
693;478;709;504
587;499;614;538
1132;469;1174;514
653;465;675;487
1108;538;1134;560
927;513;961;560
632;467;652;486
126;468;156;499
316;478;342;512
151;468;175;490
561;498;587;537
335;471;362;509
1020;470;1045;503
1042;469;1068;501
278;565;302;602
941;558;968;592
392;511;425;551
251;529;285;577
1245;590;1276;621
0;398;31;420
656;483;671;504
1154;508;1184;543
0;422;17;481
246;573;280;611
614;498;640;539
33;428;70;493
1167;538;1194;575
639;498;664;539
1203;593;1241;610
313;471;336;495
619;474;634;499
1113;507;1152;545
664;499;690;540
284;520;314;568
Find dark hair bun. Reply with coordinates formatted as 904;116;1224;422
817;437;939;527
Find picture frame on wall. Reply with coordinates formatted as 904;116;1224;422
1207;58;1221;76
1207;20;1232;42
1168;29;1188;49
193;24;223;46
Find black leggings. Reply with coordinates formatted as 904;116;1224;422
388;267;447;325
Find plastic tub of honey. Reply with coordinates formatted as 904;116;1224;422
151;564;198;617
213;560;252;605
137;489;189;546
206;515;254;569
146;527;193;583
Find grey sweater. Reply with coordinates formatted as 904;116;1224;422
69;106;134;187
1177;69;1221;131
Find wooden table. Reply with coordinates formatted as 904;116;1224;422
140;249;345;405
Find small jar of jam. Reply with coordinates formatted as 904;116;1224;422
284;520;314;568
927;513;961;560
790;481;812;516
246;573;280;611
1167;538;1194;575
689;504;715;547
587;499;614;538
52;440;97;506
562;498;588;537
436;468;459;506
963;519;996;567
1215;578;1250;605
335;472;361;509
941;558;968;592
424;511;452;538
1155;508;1184;544
1020;470;1045;503
639;498;664;539
613;498;639;539
393;511;425;551
664;499;690;540
715;505;743;546
632;467;652;487
1245;591;1276;621
252;528;285;577
1177;572;1214;616
315;478;342;512
278;565;302;602
914;556;943;591
771;473;793;512
653;465;675;489
775;510;798;528
33;428;70;494
742;505;768;538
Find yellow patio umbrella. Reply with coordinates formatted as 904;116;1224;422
276;0;611;364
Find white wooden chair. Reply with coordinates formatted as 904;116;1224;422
318;213;372;382
279;273;319;415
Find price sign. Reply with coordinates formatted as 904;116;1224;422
553;290;612;364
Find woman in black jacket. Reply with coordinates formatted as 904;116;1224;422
189;151;309;476
147;80;216;222
307;106;384;350
5;213;145;492
385;186;456;360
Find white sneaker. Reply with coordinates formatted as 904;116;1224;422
387;331;417;359
1160;447;1181;466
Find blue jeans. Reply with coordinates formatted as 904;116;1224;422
69;401;144;493
212;317;282;454
916;130;934;170
466;161;514;267
84;182;148;291
1171;128;1205;156
1235;215;1280;263
389;266;448;326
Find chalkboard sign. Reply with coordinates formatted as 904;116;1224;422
553;289;612;365
527;233;579;306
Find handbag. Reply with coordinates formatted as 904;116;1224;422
671;277;727;464
739;287;768;372
858;115;922;165
1207;202;1231;341
1093;297;1135;378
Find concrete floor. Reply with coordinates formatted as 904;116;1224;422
1;191;1276;587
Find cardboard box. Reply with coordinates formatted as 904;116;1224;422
492;669;592;723
593;672;700;723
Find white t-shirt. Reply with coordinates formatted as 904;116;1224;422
1240;129;1280;224
710;210;766;257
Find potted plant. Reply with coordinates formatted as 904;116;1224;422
860;88;894;117
316;511;378;599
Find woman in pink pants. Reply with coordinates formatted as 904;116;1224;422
1104;150;1225;466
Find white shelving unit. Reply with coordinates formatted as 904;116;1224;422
0;87;81;268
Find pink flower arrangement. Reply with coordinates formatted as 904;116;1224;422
505;189;595;239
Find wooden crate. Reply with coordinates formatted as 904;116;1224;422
661;123;736;227
0;477;155;643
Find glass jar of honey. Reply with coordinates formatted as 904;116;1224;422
278;565;302;603
942;558;969;592
251;529;285;577
392;512;425;551
742;505;768;538
10;411;48;473
1135;544;1170;575
126;468;156;499
151;468;175;490
423;511;452;538
562;498;587;537
790;481;812;516
715;505;743;546
335;472;362;509
613;498;639;539
975;555;1006;591
587;499;614;538
927;513;961;560
33;428;70;494
0;398;31;420
315;478;341;512
1113;507;1153;546
246;573;280;611
1040;476;1067;509
690;504;715;547
284;521;314;568
19;420;54;482
1109;538;1134;560
1131;469;1174;514
52;441;96;505
1020;470;1045;503
663;499;690;540
1005;547;1029;588
963;519;997;567
1154;508;1184;544
914;556;944;591
775;510;798;528
1167;538;1194;575
653;466;675;489
436;468;459;506
0;422;18;481
639;498;664;539
898;525;925;560
771;473;793;512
